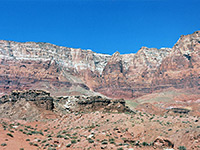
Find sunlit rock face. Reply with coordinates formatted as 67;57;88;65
0;31;199;99
0;40;110;97
152;31;200;91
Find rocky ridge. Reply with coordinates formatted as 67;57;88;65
0;90;55;120
0;90;133;120
55;95;133;114
0;31;199;99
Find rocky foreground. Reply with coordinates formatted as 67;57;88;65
0;90;199;150
0;90;133;120
0;108;199;150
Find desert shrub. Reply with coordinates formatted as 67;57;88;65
65;133;71;136
48;148;56;150
29;142;33;145
66;143;71;147
41;140;47;143
117;148;123;150
9;130;14;133
178;146;186;150
71;140;77;144
88;139;94;143
109;138;115;143
56;134;64;138
142;141;149;146
33;143;38;147
27;132;32;135
47;134;52;137
101;140;108;144
64;136;69;140
26;139;30;141
39;131;44;136
150;117;154;120
62;130;67;134
70;136;78;139
44;129;49;132
1;143;7;146
7;133;13;137
73;132;77;135
168;128;172;131
26;125;31;128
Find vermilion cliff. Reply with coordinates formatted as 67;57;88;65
0;31;199;99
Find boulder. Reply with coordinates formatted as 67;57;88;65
153;136;174;148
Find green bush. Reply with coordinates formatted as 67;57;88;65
88;139;94;143
101;140;108;144
56;134;64;138
109;138;115;144
1;143;7;146
64;136;69;140
7;133;14;137
66;143;71;147
29;142;33;145
41;140;47;143
71;140;77;144
33;143;38;147
178;146;186;150
142;141;149;146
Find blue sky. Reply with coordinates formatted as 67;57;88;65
0;0;199;55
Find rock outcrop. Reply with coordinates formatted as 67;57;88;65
153;136;174;148
0;90;133;120
0;31;199;99
167;107;191;114
0;90;55;120
55;95;133;113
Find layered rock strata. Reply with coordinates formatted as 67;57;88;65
0;31;199;99
0;90;55;120
0;90;133;120
55;95;133;113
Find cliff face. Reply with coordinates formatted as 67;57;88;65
152;31;200;91
95;47;172;98
54;95;133;113
0;90;55;120
0;31;199;99
0;90;133;120
0;41;109;96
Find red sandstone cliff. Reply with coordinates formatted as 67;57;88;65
0;31;199;99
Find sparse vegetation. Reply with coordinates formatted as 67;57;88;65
178;146;187;150
71;139;77;144
7;133;14;137
1;143;7;146
142;141;149;146
66;143;71;147
0;104;199;150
